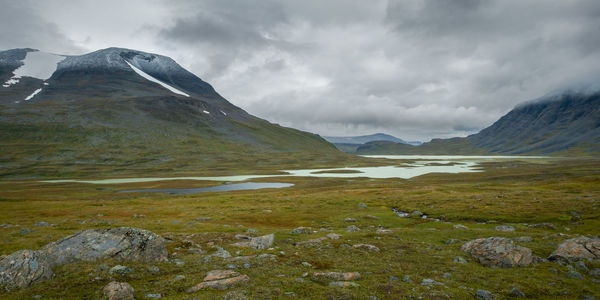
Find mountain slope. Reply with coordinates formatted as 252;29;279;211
354;90;600;156
0;48;345;178
323;133;409;145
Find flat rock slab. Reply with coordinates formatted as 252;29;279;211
548;236;600;262
461;237;532;267
187;270;250;292
0;227;167;289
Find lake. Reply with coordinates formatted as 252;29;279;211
41;155;545;185
118;182;294;194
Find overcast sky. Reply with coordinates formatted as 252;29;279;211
2;0;599;141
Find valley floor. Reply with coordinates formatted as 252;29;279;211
0;158;599;299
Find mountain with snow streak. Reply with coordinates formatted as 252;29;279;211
0;47;343;177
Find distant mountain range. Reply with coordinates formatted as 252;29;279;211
322;133;421;153
354;90;600;156
0;48;343;177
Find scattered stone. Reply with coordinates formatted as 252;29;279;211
454;256;468;264
528;223;557;230
446;239;461;244
343;218;357;223
223;290;249;300
461;237;532;267
389;276;399;281
512;236;532;243
475;289;493;300
144;293;162;299
453;224;468;230
358;203;367;208
172;259;185;266
575;261;589;272
257;254;277;260
345;225;360;232
174;275;186;280
187;247;205;255
246;228;258;234
376;228;392;234
193;217;212;222
232;234;274;250
509;287;525;297
33;222;54;227
326;233;341;240
402;275;413;283
442;272;452;278
566;270;584;280
301;262;313;268
410;210;423;217
186;270;250;292
421;278;443;286
548;236;600;262
391;207;409;217
109;265;134;275
495;225;515;232
226;264;238;269
291;227;312;234
103;281;134;300
329;281;359;288
311;272;361;283
352;244;380;252
210;246;232;259
147;266;160;273
18;228;31;235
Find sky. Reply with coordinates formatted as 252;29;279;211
1;0;599;141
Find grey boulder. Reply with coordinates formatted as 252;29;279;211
548;236;600;262
461;237;532;267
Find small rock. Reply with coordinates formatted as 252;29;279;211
18;228;31;235
442;272;452;278
174;275;186;280
212;246;232;258
389;276;399;281
509;287;525;297
528;223;557;230
109;265;134;275
144;293;162;299
402;275;413;283
172;259;185;266
421;278;443;286
446;238;461;244
453;224;468;230
376;228;392;234
329;281;359;288
311;272;361;282
343;218;357;223
358;203;367;208
223;290;249;300
566;270;584;280
147;266;160;273
246;228;258;234
187;247;205;255
475;289;493;300
512;236;532;243
301;262;313;268
33;222;54;227
345;225;360;232
352;244;380;252
103;281;134;300
326;233;341;240
410;210;423;217
291;227;312;234
232;233;274;250
257;253;277;260
454;256;468;264
226;264;238;269
495;225;515;232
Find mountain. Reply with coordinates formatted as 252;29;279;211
0;48;345;177
323;133;421;153
354;90;600;156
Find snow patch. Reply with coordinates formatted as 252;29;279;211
203;110;210;114
43;82;49;86
4;51;65;87
24;88;42;101
220;110;227;116
125;61;189;97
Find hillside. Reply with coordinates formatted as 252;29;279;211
0;48;347;178
353;90;600;156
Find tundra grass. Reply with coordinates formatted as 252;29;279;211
0;158;599;299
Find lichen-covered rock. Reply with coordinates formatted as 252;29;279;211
461;237;532;267
231;234;274;250
548;236;600;262
0;227;167;289
103;281;134;300
291;227;312;234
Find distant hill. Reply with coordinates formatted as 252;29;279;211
323;133;421;153
0;48;346;177
355;90;600;156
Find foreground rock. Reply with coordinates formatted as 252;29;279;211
186;270;250;292
461;237;532;267
548;236;600;262
103;281;134;300
231;234;274;250
0;227;167;289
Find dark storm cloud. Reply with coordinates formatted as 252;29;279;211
3;0;600;141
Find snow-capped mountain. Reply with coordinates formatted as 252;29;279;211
0;48;341;177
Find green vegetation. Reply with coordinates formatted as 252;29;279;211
0;158;598;299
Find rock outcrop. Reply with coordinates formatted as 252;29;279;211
186;270;250;292
461;237;532;267
0;227;167;289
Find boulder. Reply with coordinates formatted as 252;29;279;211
103;281;134;300
548;236;600;262
291;227;312;234
0;227;167;289
461;237;532;267
345;225;360;232
495;225;515;232
232;234;274;250
352;244;380;252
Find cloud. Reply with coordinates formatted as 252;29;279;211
3;0;600;141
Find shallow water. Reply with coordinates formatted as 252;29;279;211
118;182;294;194
41;155;546;185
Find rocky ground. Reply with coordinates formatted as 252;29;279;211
0;159;599;299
